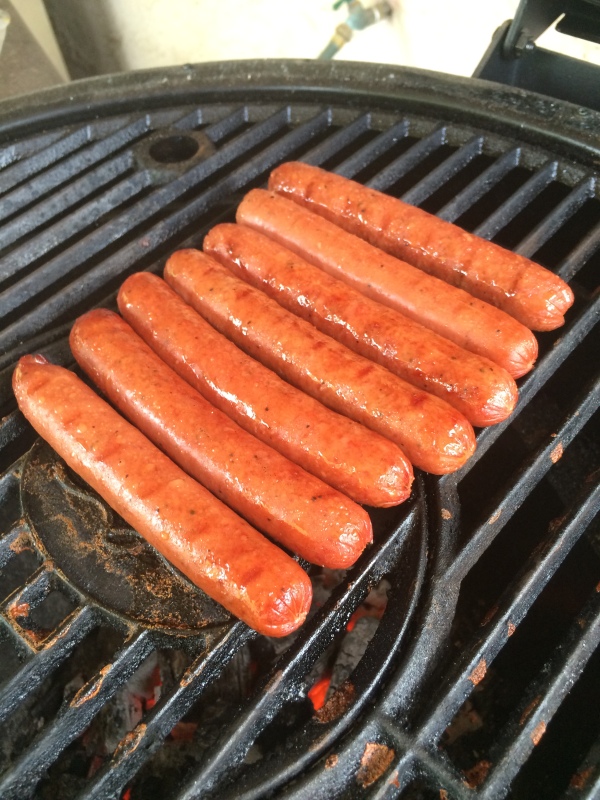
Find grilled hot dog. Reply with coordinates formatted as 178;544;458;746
117;272;413;506
237;188;538;378
204;223;518;426
70;309;373;569
13;355;312;637
268;162;574;332
163;250;476;475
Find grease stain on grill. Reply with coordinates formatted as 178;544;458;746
114;723;148;760
71;663;113;707
356;742;395;788
315;680;355;723
531;720;547;746
324;753;338;769
463;758;492;788
469;659;487;685
550;441;564;463
488;509;502;525
264;669;284;694
21;440;230;632
570;765;595;789
519;695;542;725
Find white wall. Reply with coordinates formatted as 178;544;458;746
57;0;523;77
27;0;600;81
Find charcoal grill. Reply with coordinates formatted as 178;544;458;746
0;60;599;799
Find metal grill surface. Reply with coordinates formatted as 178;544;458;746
0;62;598;800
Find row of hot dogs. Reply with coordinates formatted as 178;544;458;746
13;162;574;637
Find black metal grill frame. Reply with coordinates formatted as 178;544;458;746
0;61;598;800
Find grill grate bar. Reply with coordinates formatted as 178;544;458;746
473;161;558;240
450;371;600;580
563;736;600;799
230;508;428;800
481;589;600;800
0;117;151;221
0;619;31;664
201;106;249;143
515;177;596;259
557;219;600;282
437;147;521;222
0;151;135;255
0;171;153;322
0;411;35;464
78;622;254;800
414;476;600;748
0;605;98;723
366;125;447;192
0;521;32;571
300;112;371;166
0;108;330;354
0;629;154;800
334;118;410;178
176;506;419;800
3;563;53;616
376;724;466;799
0;126;92;196
401;134;484;207
456;291;600;476
0;130;66;172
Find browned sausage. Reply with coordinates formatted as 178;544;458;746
70;309;373;569
163;250;477;475
236;188;538;378
117;272;413;506
204;223;518;427
12;355;312;637
268;162;574;332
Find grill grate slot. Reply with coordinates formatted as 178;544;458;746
400;134;484;207
437;147;521;222
473;161;559;240
366;125;448;192
514;177;597;258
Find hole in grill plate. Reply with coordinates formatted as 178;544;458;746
148;135;200;164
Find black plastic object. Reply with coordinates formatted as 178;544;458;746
0;61;598;800
475;0;600;111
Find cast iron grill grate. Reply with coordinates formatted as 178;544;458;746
0;63;598;799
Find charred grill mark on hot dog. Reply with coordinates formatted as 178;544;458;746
163;250;476;476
